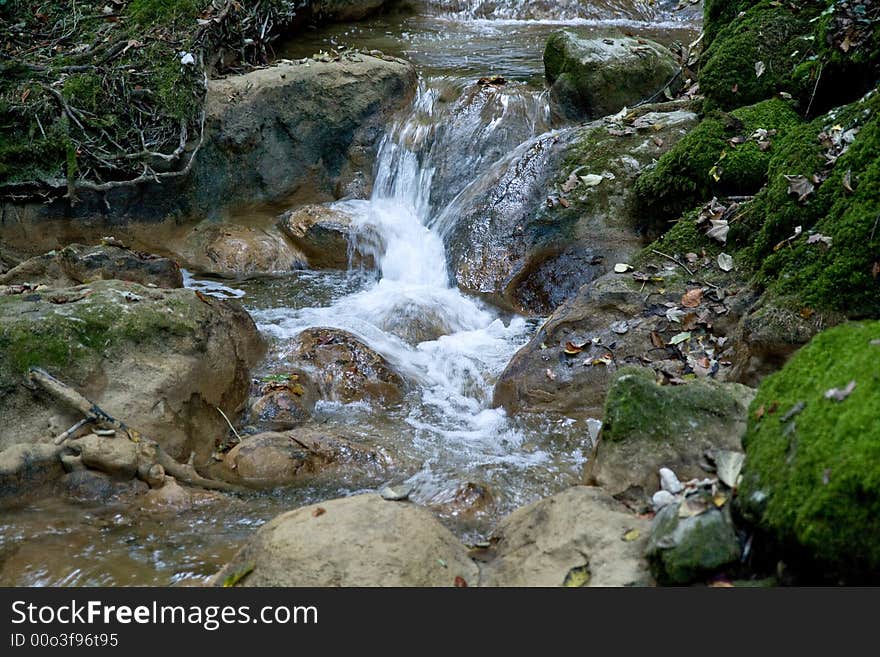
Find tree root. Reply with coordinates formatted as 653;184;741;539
27;367;244;494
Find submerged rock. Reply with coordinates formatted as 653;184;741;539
211;494;479;586
288;327;405;404
179;222;306;279
738;321;880;580
646;500;741;585
480;486;652;587
211;429;389;488
0;279;264;467
0;243;183;289
586;367;754;502
544;31;681;122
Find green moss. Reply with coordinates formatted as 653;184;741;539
634;98;801;230
739;321;880;578
702;0;760;49
62;74;103;114
603;366;750;443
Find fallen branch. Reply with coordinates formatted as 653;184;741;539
28;367;243;493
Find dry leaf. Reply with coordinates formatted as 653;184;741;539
824;380;856;402
842;169;853;192
681;288;703;308
784;175;815;202
650;331;665;348
614;263;633;273
717;253;734;271
755;60;766;77
545;368;557;381
669;331;692;346
312;507;326;517
454;576;468;588
706;219;730;244
622;529;641;542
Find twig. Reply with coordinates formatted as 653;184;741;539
54;417;91;445
651;249;694;276
805;63;823;118
216;406;242;442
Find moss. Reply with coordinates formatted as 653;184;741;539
603;366;750;443
700;1;879;115
739;321;880;578
741;88;880;316
638;208;725;262
62;74;103;114
0;283;203;394
633;98;801;230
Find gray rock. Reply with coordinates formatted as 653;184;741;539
659;467;683;494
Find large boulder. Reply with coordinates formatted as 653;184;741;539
0;279;264;466
586;367;754;501
189;53;417;215
277;204;376;269
480;486;652;587
287;327;405;404
0;243;183;289
738;321;880;581
211;494;480;586
177;222;306;279
543;31;681;122
446;102;698;314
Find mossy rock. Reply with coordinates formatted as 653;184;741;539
741;87;880;317
633;98;801;229
589;367;754;499
738;321;880;579
701;1;880;114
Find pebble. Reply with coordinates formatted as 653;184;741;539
659;467;684;494
652;490;677;511
380;484;412;501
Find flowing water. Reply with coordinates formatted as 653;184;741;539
0;1;700;586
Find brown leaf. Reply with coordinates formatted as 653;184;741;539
563;342;583;355
681;288;703;308
454;576;468;588
650;331;665;348
754;405;765;421
312;507;326;517
559;197;571;208
873;262;880;279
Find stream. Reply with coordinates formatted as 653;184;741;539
0;1;699;586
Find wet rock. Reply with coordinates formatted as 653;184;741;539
426;482;495;520
189;55;417;215
140;476;222;512
75;433;139;479
445;102;697;314
311;0;391;21
646;501;741;585
0;280;265;467
380;484;412;501
480;486;652;587
0;243;183;289
180;222;306;279
58;469;147;503
288;327;405;404
544;31;681;122
0;443;64;497
248;373;319;432
277;204;375;269
210;493;480;586
585;367;754;502
211;429;389;489
738;321;880;580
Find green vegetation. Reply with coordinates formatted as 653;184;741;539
739;321;880;578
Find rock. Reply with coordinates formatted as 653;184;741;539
652;490;676;511
310;0;390;21
584;367;755;502
0;280;264;467
738;321;880;580
248;373;319;432
277;204;375;269
446;102;697;314
0;443;64;497
380;484;412;501
179;222;306;279
426;482;495;520
480;487;652;587
288;327;405;404
189;55;417;215
646;501;741;585
140;476;222;512
659;468;683;495
58;469;147;503
75;433;139;479
210;494;480;586
543;31;681;122
0;243;183;289
211;429;389;489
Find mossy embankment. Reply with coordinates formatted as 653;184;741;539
0;0;392;198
